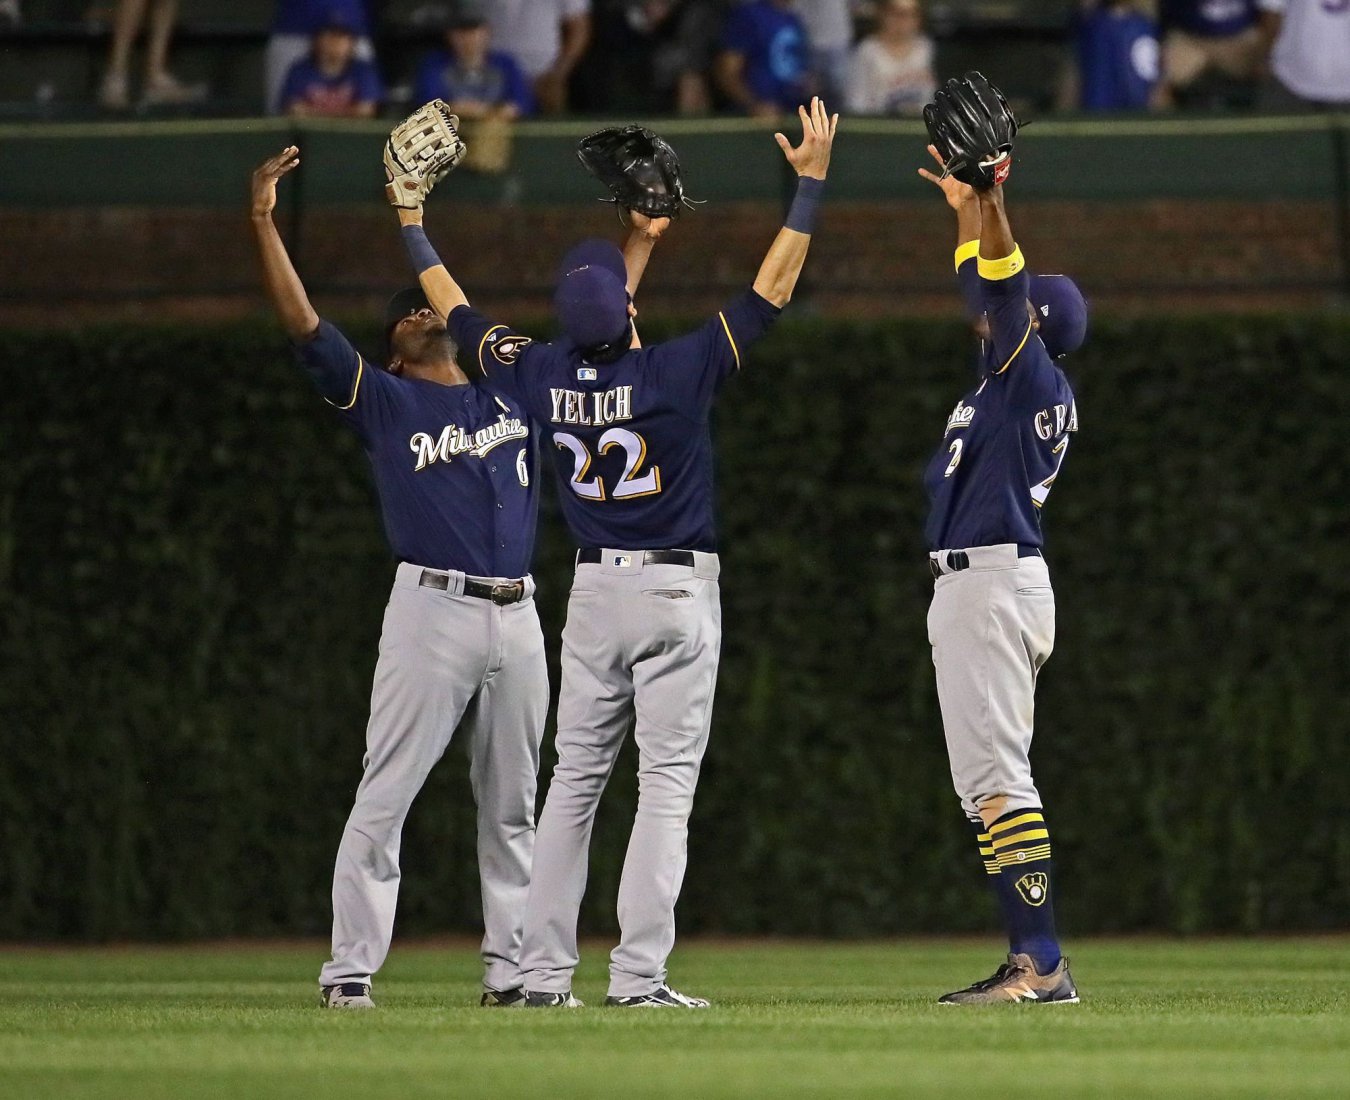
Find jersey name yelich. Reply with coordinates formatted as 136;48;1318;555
549;385;635;427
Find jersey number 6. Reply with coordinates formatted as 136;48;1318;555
555;428;663;502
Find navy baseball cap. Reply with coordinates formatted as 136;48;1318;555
1028;274;1088;359
384;286;431;347
554;239;630;350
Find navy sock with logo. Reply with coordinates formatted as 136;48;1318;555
973;808;1061;975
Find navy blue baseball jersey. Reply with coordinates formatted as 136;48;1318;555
924;255;1078;552
295;320;538;576
448;288;780;552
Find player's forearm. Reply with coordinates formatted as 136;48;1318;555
751;227;811;307
977;186;1016;261
752;176;823;307
955;200;981;250
622;229;656;297
397;208;470;316
251;212;319;340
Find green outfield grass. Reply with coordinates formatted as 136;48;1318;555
2;938;1347;1098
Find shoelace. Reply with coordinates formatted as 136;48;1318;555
337;983;369;998
971;963;1021;992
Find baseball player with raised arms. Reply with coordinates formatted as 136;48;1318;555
395;97;837;1007
251;138;547;1010
917;74;1086;1004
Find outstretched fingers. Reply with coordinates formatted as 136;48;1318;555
266;145;300;176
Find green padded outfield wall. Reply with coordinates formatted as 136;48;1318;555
0;114;1343;206
0;314;1347;941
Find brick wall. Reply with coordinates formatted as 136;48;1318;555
0;199;1339;327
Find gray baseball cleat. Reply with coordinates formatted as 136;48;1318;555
524;990;585;1008
480;987;526;1008
938;953;1079;1005
605;984;710;1008
320;982;375;1009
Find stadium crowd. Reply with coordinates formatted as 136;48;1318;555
268;1;1350;118
254;0;942;120
1;1;1345;118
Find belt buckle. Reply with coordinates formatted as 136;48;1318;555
490;581;522;606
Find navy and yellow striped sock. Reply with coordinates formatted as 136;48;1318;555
974;808;1061;975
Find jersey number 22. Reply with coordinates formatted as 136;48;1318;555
556;429;663;502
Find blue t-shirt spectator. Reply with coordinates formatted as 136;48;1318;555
273;0;371;36
720;0;809;112
414;49;534;116
1160;0;1258;36
280;55;383;115
1076;5;1161;109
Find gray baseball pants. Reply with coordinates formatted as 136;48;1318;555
319;562;547;993
927;545;1055;820
520;550;722;998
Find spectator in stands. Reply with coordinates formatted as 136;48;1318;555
267;1;375;115
716;0;812;116
1258;0;1350;109
0;0;20;29
98;0;207;110
795;0;855;106
608;1;725;114
279;10;382;117
845;0;935;116
413;2;532;118
488;0;592;114
1157;0;1264;105
1061;1;1161;111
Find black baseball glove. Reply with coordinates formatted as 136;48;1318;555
923;72;1020;191
576;125;691;220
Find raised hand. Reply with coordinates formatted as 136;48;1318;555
918;144;976;210
628;210;671;241
251;146;300;218
774;96;838;181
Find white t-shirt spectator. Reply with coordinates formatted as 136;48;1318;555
488;0;591;78
1259;0;1350;104
846;34;935;115
794;0;854;52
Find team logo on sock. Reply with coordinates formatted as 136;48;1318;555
1015;872;1049;907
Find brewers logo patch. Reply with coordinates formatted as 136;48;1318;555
488;330;532;365
1015;872;1049;907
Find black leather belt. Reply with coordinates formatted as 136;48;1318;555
419;569;527;605
576;548;696;568
929;544;1041;579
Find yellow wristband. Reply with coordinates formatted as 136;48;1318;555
977;245;1026;281
954;240;980;272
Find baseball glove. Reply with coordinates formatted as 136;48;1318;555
576;125;691;220
384;100;467;208
923;72;1020;191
